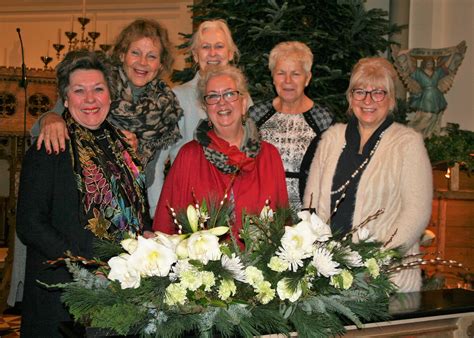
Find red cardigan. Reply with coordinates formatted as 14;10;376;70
153;140;288;241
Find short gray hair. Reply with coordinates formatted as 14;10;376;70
268;41;313;74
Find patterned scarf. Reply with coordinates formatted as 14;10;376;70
108;66;183;167
194;118;261;174
66;110;149;240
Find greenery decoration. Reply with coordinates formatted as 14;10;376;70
50;198;407;337
171;0;400;121
424;123;474;173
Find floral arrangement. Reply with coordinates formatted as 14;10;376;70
55;199;403;337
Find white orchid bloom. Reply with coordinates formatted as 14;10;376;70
186;230;222;264
128;236;177;277
107;254;141;289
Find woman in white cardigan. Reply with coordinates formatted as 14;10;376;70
303;57;433;292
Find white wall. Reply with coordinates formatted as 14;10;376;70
409;0;474;131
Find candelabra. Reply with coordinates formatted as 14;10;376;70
40;56;53;70
41;16;113;65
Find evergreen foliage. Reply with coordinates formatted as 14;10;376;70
172;0;400;121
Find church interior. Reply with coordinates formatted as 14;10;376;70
0;0;472;336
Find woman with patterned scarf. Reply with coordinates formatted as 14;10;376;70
153;65;288;245
33;18;183;169
17;51;150;337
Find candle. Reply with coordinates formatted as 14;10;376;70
47;40;50;57
58;29;61;44
82;0;86;18
71;15;74;31
94;13;97;32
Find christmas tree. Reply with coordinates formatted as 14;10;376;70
172;0;400;120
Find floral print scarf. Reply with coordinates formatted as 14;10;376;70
194;118;261;174
108;66;183;167
66;110;149;240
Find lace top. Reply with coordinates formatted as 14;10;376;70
259;113;316;210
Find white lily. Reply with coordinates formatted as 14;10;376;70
186;230;222;264
107;254;141;289
277;278;302;302
128;236;177;277
121;238;138;254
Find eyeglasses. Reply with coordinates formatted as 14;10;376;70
203;90;241;105
351;88;387;102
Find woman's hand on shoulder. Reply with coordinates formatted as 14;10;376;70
36;112;69;154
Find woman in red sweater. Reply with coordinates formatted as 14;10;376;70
153;65;288;243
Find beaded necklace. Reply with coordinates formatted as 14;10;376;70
329;130;386;214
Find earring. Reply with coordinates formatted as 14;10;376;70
241;114;247;126
208;120;213;129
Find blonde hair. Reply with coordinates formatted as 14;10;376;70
346;57;397;113
190;20;240;64
197;65;249;107
268;41;313;74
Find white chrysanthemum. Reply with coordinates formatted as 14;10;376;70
128;236;177;277
311;246;341;277
164;283;187;306
107;254;141;289
268;256;289;272
180;270;202;291
245;266;264;287
186;231;222;264
221;253;246;282
121;238;138;254
255;281;275;304
218;279;236;301
277;225;314;272
169;259;194;281
200;271;216;291
276;278;302;302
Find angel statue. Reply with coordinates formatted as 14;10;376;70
391;41;467;138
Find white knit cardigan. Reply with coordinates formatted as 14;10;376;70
303;122;433;292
